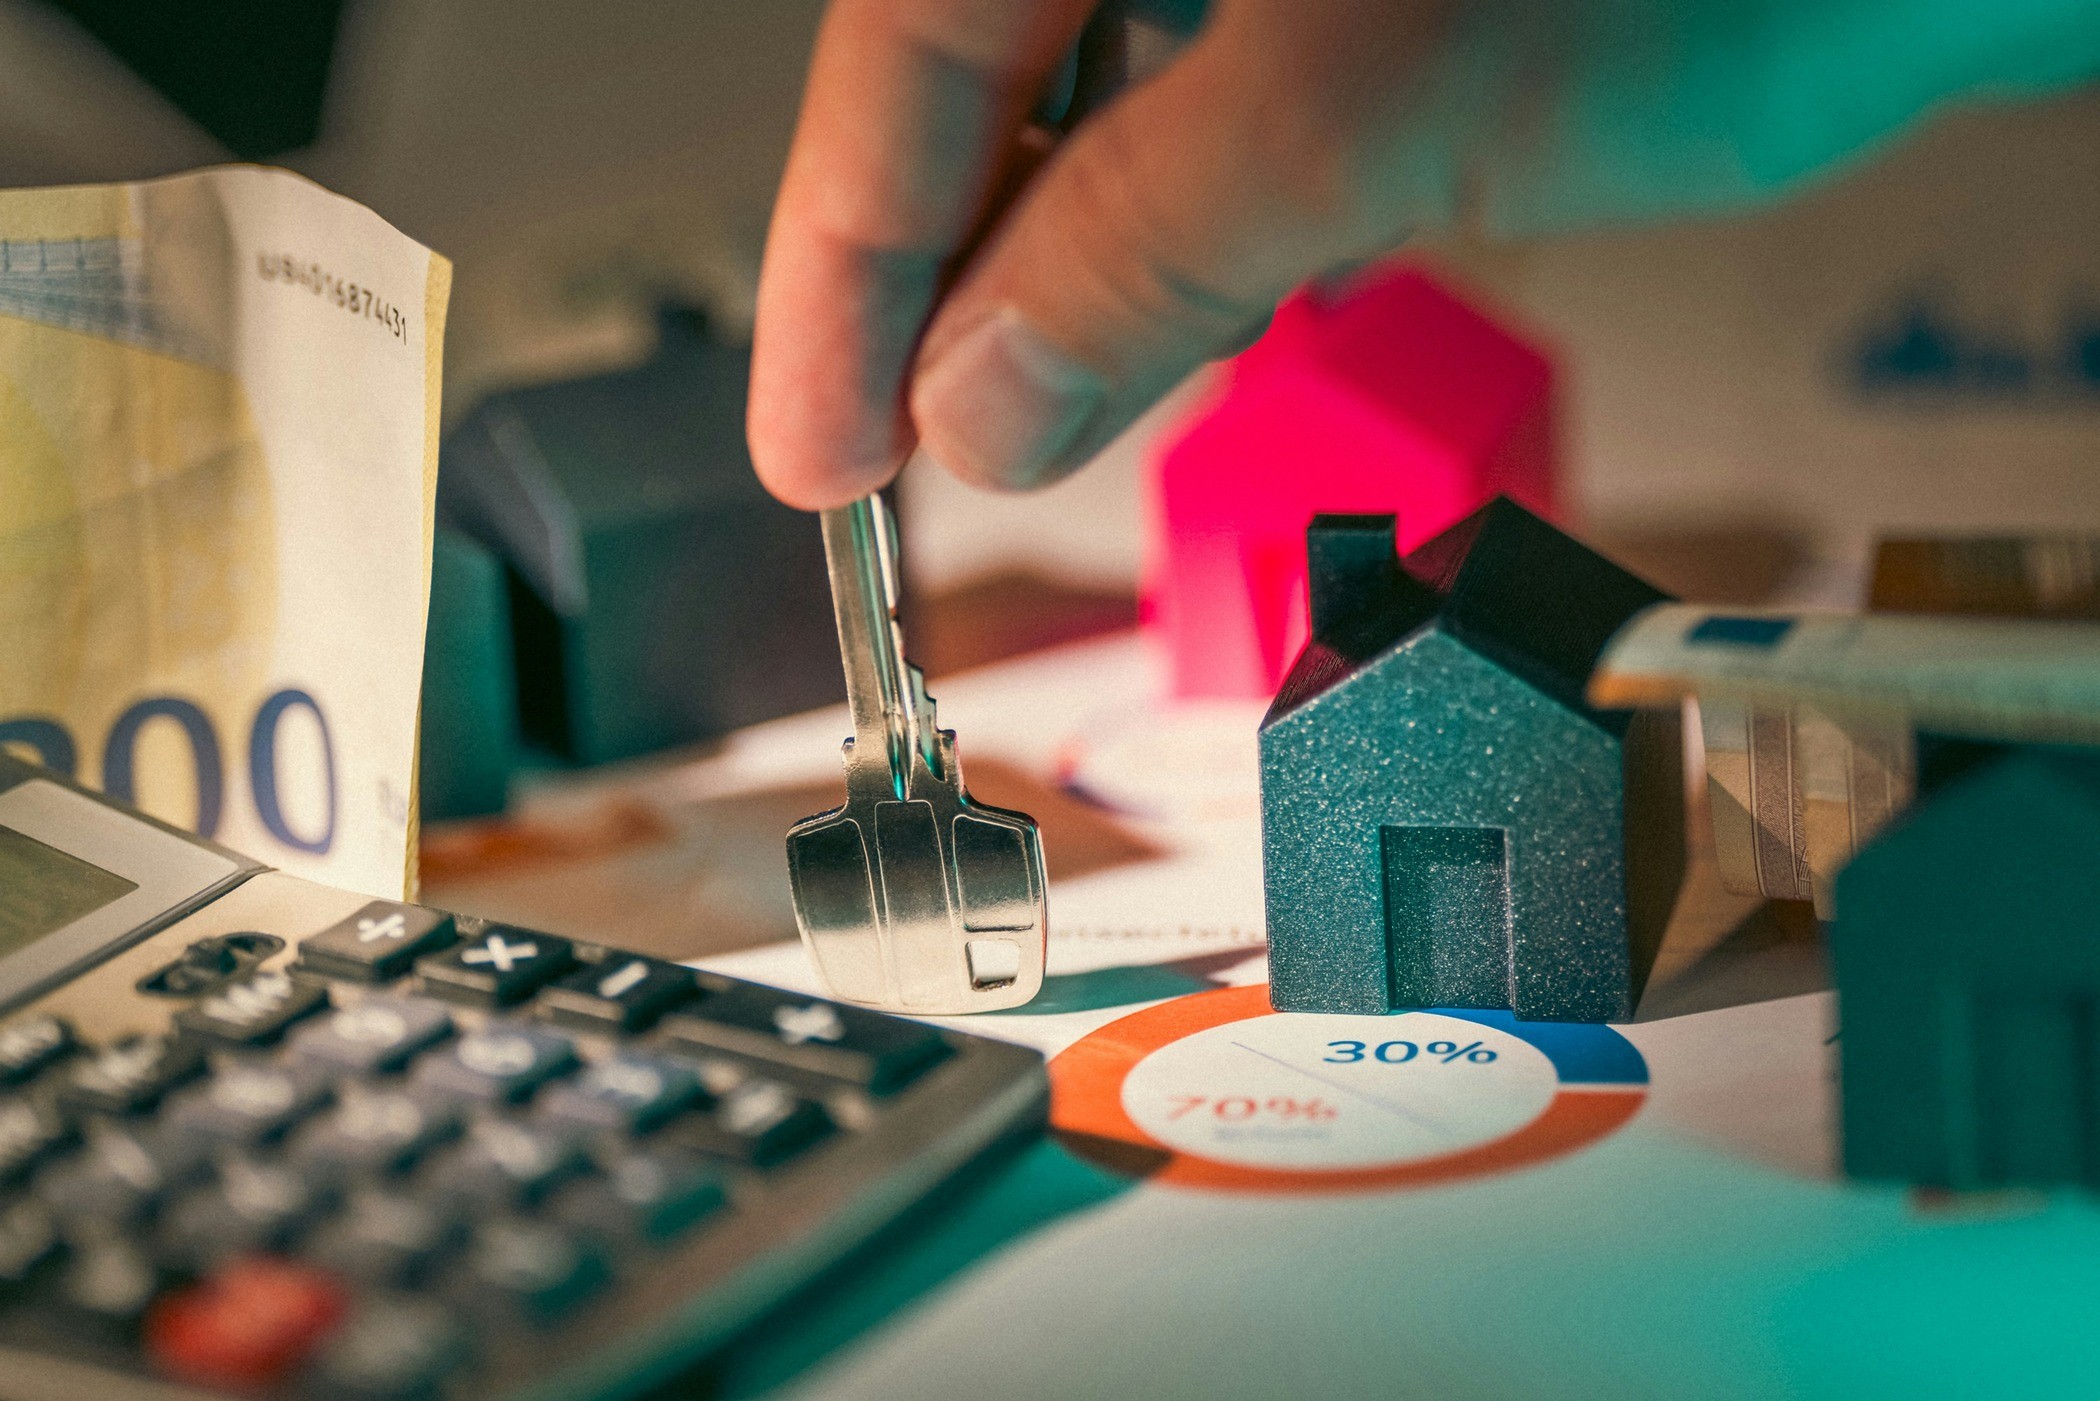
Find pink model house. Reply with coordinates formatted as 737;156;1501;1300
1146;261;1560;698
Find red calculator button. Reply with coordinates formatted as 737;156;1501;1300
147;1255;347;1386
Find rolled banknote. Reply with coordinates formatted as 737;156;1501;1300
1591;604;2100;747
1697;698;1911;916
1595;601;2100;914
0;167;450;898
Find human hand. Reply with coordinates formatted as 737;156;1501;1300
747;0;1460;509
748;0;2097;510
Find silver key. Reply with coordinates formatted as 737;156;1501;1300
786;495;1048;1013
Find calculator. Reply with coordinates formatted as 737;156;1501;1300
0;754;1048;1400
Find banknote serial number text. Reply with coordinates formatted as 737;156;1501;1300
255;253;410;343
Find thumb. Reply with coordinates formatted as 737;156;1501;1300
907;0;1459;491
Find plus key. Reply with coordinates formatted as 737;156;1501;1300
300;901;457;983
416;928;574;1007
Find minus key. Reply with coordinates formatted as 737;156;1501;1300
536;954;697;1033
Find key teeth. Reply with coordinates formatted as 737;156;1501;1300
907;664;942;780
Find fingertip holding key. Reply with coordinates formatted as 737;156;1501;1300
785;495;1049;1014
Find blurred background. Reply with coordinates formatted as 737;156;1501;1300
7;0;2096;950
12;0;2099;589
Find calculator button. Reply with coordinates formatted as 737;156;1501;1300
147;1255;348;1388
302;1190;459;1288
58;1034;206;1115
175;968;330;1045
57;1235;162;1318
36;1121;208;1231
163;1062;334;1148
290;1088;462;1183
301;902;457;983
537;955;697;1032
0;1014;75;1085
0;1095;75;1187
420;1118;588;1213
412;1025;578;1105
0;1198;59;1282
537;1053;704;1135
289;995;454;1075
455;1218;607;1322
310;1294;468;1400
551;1147;726;1248
137;933;285;998
157;1159;321;1270
658;987;948;1093
666;1079;833;1169
417;928;574;1007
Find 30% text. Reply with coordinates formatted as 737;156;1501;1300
1323;1039;1500;1065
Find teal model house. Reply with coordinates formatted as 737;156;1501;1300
1259;500;1683;1023
1834;743;2100;1189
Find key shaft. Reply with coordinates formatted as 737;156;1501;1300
821;496;940;798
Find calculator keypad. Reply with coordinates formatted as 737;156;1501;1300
157;1158;322;1271
537;954;696;1032
302;1189;458;1287
412;1025;578;1104
658;984;951;1093
311;1292;468;1397
289;995;454;1075
36;1121;210;1233
58;1236;163;1319
58;1035;206;1115
146;1255;348;1388
300;901;457;983
418;929;575;1007
537;1053;703;1135
174;968;330;1046
0;1014;74;1085
455;1217;609;1322
550;1146;726;1247
0;902;981;1401
665;1079;835;1168
162;1061;334;1147
0;1094;73;1186
290;1086;464;1185
421;1118;589;1212
0;1198;58;1282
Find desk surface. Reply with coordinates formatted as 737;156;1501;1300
444;633;2100;1400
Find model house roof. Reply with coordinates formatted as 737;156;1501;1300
1267;498;1669;727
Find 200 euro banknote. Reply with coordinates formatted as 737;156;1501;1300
0;166;450;898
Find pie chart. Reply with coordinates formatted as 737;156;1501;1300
1051;984;1648;1192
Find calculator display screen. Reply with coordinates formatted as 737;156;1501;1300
0;822;140;958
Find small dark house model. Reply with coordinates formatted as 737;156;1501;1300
435;305;842;772
1259;500;1683;1023
1833;742;2100;1190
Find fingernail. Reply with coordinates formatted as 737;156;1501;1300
911;309;1105;488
